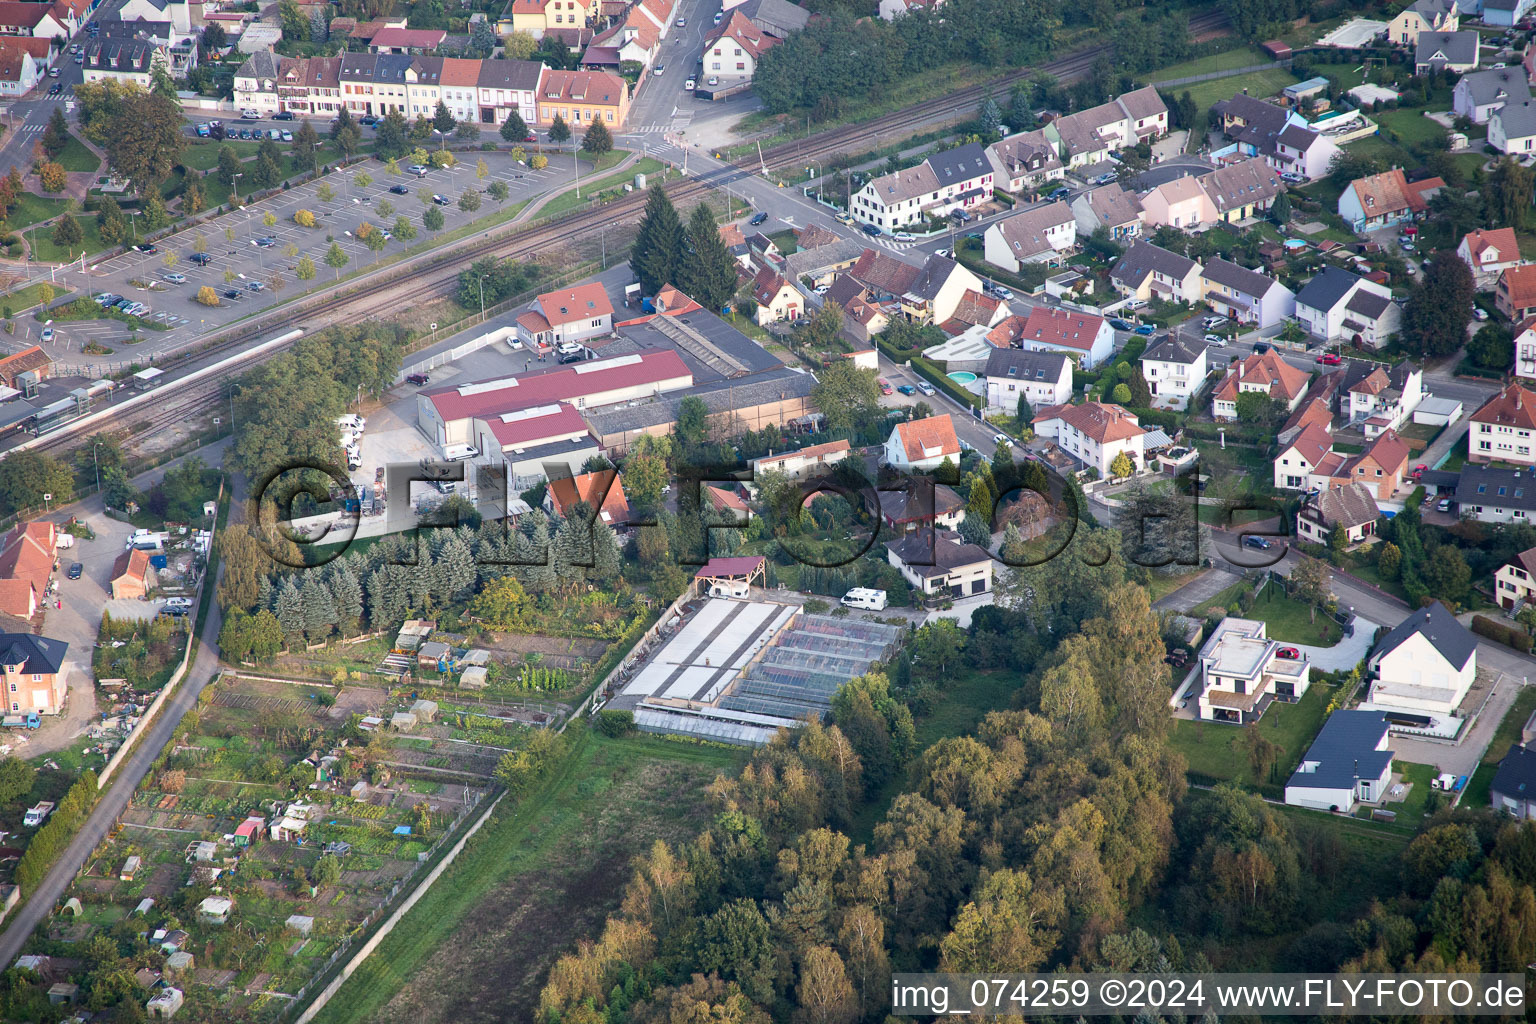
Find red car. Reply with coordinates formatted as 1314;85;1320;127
1316;352;1342;365
1410;463;1429;480
878;378;893;395
1275;647;1301;660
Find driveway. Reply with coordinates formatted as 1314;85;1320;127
1290;616;1379;672
1152;565;1242;612
1390;675;1522;778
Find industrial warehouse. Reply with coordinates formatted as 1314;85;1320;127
611;597;904;744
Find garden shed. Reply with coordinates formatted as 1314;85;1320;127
285;914;314;936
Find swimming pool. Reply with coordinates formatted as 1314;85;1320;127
947;371;977;384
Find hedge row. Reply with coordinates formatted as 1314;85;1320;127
1471;614;1532;653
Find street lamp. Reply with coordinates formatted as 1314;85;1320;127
91;438;100;495
227;380;241;430
477;274;488;317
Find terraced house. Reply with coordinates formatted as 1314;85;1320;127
852;143;994;231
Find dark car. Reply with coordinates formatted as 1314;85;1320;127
749;211;768;226
1252;341;1272;354
358;115;379;127
1048;187;1070;201
47;83;61;96
134;243;157;254
223;288;242;300
1241;535;1274;550
431;194;451;205
1110;318;1137;331
190;252;212;265
66;563;82;580
897;384;917;395
406;372;430;386
273;111;295;120
861;223;882;237
389;184;410;195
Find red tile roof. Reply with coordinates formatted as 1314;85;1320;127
1215;348;1309;405
425;350;691;422
894;414;960;463
545;470;630;525
370;26;447;48
1347;169;1443;217
1463;227;1519;264
1018;307;1105;352
535;282;614;328
1471;381;1536;430
1280;422;1334;467
1033;401;1143;443
0;521;52;618
111;547;152;586
1502;264;1536;311
985;314;1030;348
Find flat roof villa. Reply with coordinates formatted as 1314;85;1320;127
1195;616;1311;724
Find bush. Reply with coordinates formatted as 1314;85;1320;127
293;209;317;227
594;708;635;737
1472;614;1531;653
196;285;220;306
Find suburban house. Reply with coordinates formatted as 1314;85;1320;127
1140;334;1209;411
1452;67;1529;123
1274;423;1337;490
701;10;779;80
1201;157;1285;224
852;142;994;231
1013;307;1114;368
873;482;965;535
1211;348;1309;420
542;469;631;528
1194;616;1311;724
1390;0;1457;44
1345;361;1425;437
0;37;50;94
749;267;800;324
1516;317;1536;382
748;439;851;482
1491;744;1536;818
0;2;69;38
985;128;1064;194
1200;257;1295;328
1484;0;1535;27
1044;86;1168;168
1459;227;1523;281
1270;123;1340;181
1499;264;1536;320
515;283;615;349
1294;266;1400;347
885;532;993;598
0;633;68;717
0;521;55;620
1337;169;1443;233
1296;482;1380;546
1138;174;1217;231
840;250;981;327
1470;381;1536;466
1414;30;1479;73
1109;240;1204;305
981;201;1077;272
983;347;1073;413
1214;92;1305;153
705;485;751;523
1495;545;1536;609
1285;710;1394;812
1454;464;1536;523
1070;183;1144;241
535;69;629;128
1031;400;1146;477
1489;99;1536;155
884;414;961;472
1367;601;1478;717
110;547;155;601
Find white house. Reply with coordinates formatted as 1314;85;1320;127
1139;334;1208;411
1336;168;1441;234
1200;257;1295;329
1070;183;1144;241
1013;306;1114;369
1212;349;1310;421
982;202;1076;273
0;37;47;96
1515;317;1536;383
1285;711;1394;812
1294;266;1400;347
749;439;851;482
515;282;614;349
1415;30;1479;74
885;532;993;598
1494;544;1536;610
1273;423;1336;491
884;414;961;472
1459;227;1523;281
1454;464;1536;524
852;143;994;231
1031;400;1146;477
1491;99;1536;156
1367;601;1478;717
985;128;1063;194
1109;240;1204;305
1469;381;1536;468
1453;66;1530;124
1345;361;1425;437
1195;616;1311;724
983;347;1072;413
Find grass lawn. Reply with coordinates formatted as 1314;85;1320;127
767;228;799;253
7;192;68;231
1342;560;1409;603
1146;47;1276;84
1249;583;1343;645
53;134;100;174
1186;68;1301;114
1193;579;1249;617
1464;761;1496;807
535;157;665;219
1381;760;1437;826
179;139;265;171
0;282;63;314
26;214;104;263
578;148;629;172
1169;679;1334;788
1374;108;1451;146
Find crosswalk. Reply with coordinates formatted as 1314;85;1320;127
16;124;43;135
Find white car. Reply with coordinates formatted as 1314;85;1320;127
39;328;53;342
163;272;186;284
685;77;696;89
993;285;1014;300
1125;298;1148;310
934;247;951;258
1204;333;1226;346
992;432;1012;449
1473;307;1490;321
814;284;830;295
892;231;914;241
240;108;261;119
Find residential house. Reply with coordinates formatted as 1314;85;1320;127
515;283;615;348
536;68;629;128
1044;86;1168;168
82;33;191;86
701;10;777;79
1070;182;1143;241
1390;0;1458;44
985;128;1064;195
1212;348;1309;420
1031;400;1146;477
109;547;155;600
1469;381;1536;466
885;532;993;598
1495;544;1536;610
369;26;445;52
509;0;592;37
543;469;630;527
1459;227;1523;281
981;201;1076;273
1514;316;1536;381
1140;334;1209;411
1295;266;1400;346
0;2;69;38
1500;264;1536;320
1285;710;1394;811
1486;0;1534;27
1337;169;1443;233
936;289;1005;336
0;37;49;95
1367;601;1478;716
1109;240;1204;305
750;267;800;324
0;521;55;620
1296;482;1380;545
1334;428;1411;501
1490;99;1536;155
1453;66;1529;123
851;143;994;231
843;250;981;327
1491;743;1536;818
1274;423;1337;490
873;482;965;535
983;347;1073;413
1271;123;1340;181
1139;173;1218;231
780;235;865;288
1013;306;1114;368
1455;464;1536;523
1202;157;1285;224
884;414;961;472
1345;361;1425;437
475;59;541;126
1195;616;1312;724
1201;257;1295;328
1214;92;1304;152
0;633;69;717
1415;30;1479;73
748;439;851;482
729;0;808;38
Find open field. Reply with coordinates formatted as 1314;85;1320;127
1145;47;1276;83
1184;68;1300;114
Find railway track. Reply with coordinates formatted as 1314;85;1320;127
26;8;1230;457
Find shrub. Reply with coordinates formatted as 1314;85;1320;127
293;209;317;227
1472;614;1531;653
195;285;220;306
594;708;635;737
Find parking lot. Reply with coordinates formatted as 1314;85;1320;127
38;148;592;365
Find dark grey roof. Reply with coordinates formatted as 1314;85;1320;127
340;52;380;80
984;347;1071;382
876;483;963;525
612;307;781;382
885;532;992;577
1455;463;1536;512
1345;288;1392;320
0;633;67;675
781;237;865;280
373;53;415;82
583;367;815;436
1491;743;1536;800
927;143;992;189
1276;123;1323;152
1495;100;1536;142
1306;483;1380;529
1288;710;1394;792
1141;333;1205;366
1457;67;1530;107
907;254;965;303
476;58;542;89
1203;257;1275;300
1416;31;1478;67
1111;239;1198;287
237;49;280;80
1370;601;1477;672
1296;266;1362;314
734;0;809;34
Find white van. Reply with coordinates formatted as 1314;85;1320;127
709;581;750;599
1431;772;1456;791
841;588;887;611
337;414;366;432
442;444;479;463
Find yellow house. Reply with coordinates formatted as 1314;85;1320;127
1388;0;1457;46
509;0;594;36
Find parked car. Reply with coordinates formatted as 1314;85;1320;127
1204;333;1224;345
358;115;379;126
861;223;882;237
194;122;210;137
1047;187;1070;201
1316;352;1342;365
133;243;157;254
409;164;430;176
992;432;1013;449
1110;318;1137;331
1437;497;1453;512
685;77;696;89
1125;298;1148;310
1252;341;1272;354
240;108;261;119
247;281;265;291
39;328;53;342
993;285;1014;300
163;272;186;284
222;288;243;300
406;372;430;386
1132;324;1154;335
675;15;685;24
897;384;917;395
892;230;915;241
431;194;451;205
878;378;893;395
1275;647;1301;660
190;252;212;265
1242;535;1274;550
389;184;411;195
273;111;295;120
749;211;768;225
281;129;293;142
252;236;275;248
66;562;81;580
707;76;719;86
835;211;854;225
1473;307;1490;321
916;381;935;396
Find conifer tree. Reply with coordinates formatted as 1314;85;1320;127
630;182;685;294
